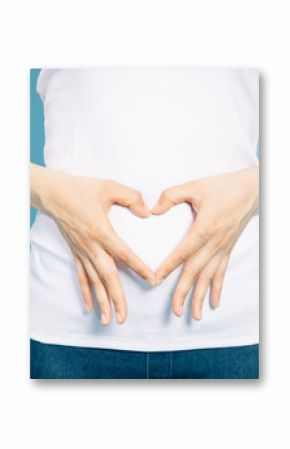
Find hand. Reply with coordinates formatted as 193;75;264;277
30;164;155;325
152;166;259;320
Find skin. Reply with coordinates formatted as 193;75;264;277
30;163;155;325
152;166;259;320
30;163;259;324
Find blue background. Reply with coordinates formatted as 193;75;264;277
30;69;44;225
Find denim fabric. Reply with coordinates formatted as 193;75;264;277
30;339;259;379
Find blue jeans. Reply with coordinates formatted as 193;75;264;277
30;339;259;379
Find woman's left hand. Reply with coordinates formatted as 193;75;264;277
152;166;259;320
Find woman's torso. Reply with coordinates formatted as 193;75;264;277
30;68;259;351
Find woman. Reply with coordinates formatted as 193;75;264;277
30;68;259;379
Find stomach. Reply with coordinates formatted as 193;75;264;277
30;209;259;350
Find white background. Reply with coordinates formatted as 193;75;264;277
0;0;289;448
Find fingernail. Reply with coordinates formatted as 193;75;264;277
155;276;164;286
195;309;202;320
143;205;151;215
212;295;220;308
147;274;156;285
85;303;92;313
116;312;123;324
176;305;183;317
101;312;109;325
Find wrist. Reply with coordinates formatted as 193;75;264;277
243;165;259;216
30;164;66;215
250;166;259;214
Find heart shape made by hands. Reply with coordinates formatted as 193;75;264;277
33;202;194;281
109;201;194;273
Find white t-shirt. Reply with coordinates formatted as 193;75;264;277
30;68;259;351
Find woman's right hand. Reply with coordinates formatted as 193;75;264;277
30;164;155;325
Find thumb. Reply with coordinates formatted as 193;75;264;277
111;182;151;218
152;184;190;215
128;191;151;218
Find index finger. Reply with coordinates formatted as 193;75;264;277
155;222;208;283
102;226;155;285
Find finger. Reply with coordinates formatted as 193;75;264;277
81;257;112;325
89;249;127;324
172;246;220;317
191;255;223;320
152;184;192;215
109;181;151;218
210;253;231;308
172;267;193;317
74;256;94;313
102;223;155;285
155;224;215;284
191;278;211;320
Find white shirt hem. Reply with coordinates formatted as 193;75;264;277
30;329;259;352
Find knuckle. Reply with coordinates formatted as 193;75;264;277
191;271;199;281
183;264;198;280
89;270;99;284
81;222;95;238
95;225;110;242
197;215;224;241
85;222;104;241
117;248;130;264
96;296;107;308
90;250;101;268
101;270;115;285
178;250;188;264
213;273;224;285
199;272;211;283
182;264;191;276
196;222;211;242
212;237;224;252
101;265;120;287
